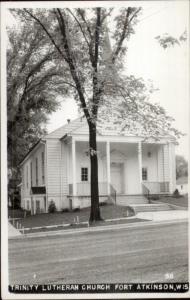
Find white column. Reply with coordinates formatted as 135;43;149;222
124;161;128;194
106;141;111;195
72;138;77;196
138;142;142;193
168;142;174;193
34;198;36;215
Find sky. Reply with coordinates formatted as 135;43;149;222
44;1;189;159
4;1;189;159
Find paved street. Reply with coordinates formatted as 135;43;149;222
9;221;188;284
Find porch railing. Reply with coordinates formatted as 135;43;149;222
142;181;169;194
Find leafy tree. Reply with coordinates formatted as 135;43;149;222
155;30;187;49
7;15;72;170
176;155;188;179
13;7;182;222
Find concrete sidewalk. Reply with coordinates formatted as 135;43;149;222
8;222;21;237
137;210;188;221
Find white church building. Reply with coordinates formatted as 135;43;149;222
20;116;176;214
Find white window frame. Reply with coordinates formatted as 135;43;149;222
142;167;148;181
36;157;38;186
26;165;29;189
27;200;30;210
41;152;45;185
81;167;88;182
30;162;32;187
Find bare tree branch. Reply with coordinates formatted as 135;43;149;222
77;9;93;40
66;8;95;65
100;8;114;25
112;8;132;63
66;9;90;48
56;8;91;121
92;8;101;118
23;9;68;62
112;8;141;64
129;7;141;24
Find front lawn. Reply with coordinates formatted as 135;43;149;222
12;204;134;229
158;194;188;208
23;217;146;234
8;208;25;219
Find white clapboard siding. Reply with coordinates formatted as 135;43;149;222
21;143;45;198
46;139;61;196
157;144;170;182
61;141;69;195
163;144;170;182
169;142;176;192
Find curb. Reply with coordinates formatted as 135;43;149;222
9;217;188;240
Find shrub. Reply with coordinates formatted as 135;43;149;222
149;195;160;201
99;201;108;206
73;207;80;212
48;200;57;213
61;208;69;213
173;189;181;198
123;206;135;217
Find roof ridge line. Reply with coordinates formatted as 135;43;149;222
46;116;82;137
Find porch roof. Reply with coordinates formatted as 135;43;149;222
56;116;176;143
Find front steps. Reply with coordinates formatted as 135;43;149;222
128;203;172;214
116;194;148;206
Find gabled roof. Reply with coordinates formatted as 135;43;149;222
19;139;44;166
45;117;87;139
45;115;176;140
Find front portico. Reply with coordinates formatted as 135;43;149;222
64;134;174;207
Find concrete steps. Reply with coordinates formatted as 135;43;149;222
116;195;148;206
129;203;172;214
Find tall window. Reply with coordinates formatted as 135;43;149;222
36;157;38;186
41;152;45;184
22;168;25;188
81;167;88;181
142;167;148;181
26;165;29;188
30;162;33;187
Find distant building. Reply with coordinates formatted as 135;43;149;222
176;176;188;195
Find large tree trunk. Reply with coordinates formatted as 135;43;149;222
89;121;102;223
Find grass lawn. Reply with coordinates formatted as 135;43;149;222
8;208;25;219
158;194;188;208
12;204;135;229
23;218;146;234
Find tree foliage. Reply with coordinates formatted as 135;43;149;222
155;30;187;49
176;155;188;179
7;13;73;168
98;75;182;140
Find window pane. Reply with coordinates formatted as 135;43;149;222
36;158;38;186
42;152;45;184
30;162;32;187
142;167;147;181
81;168;88;181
